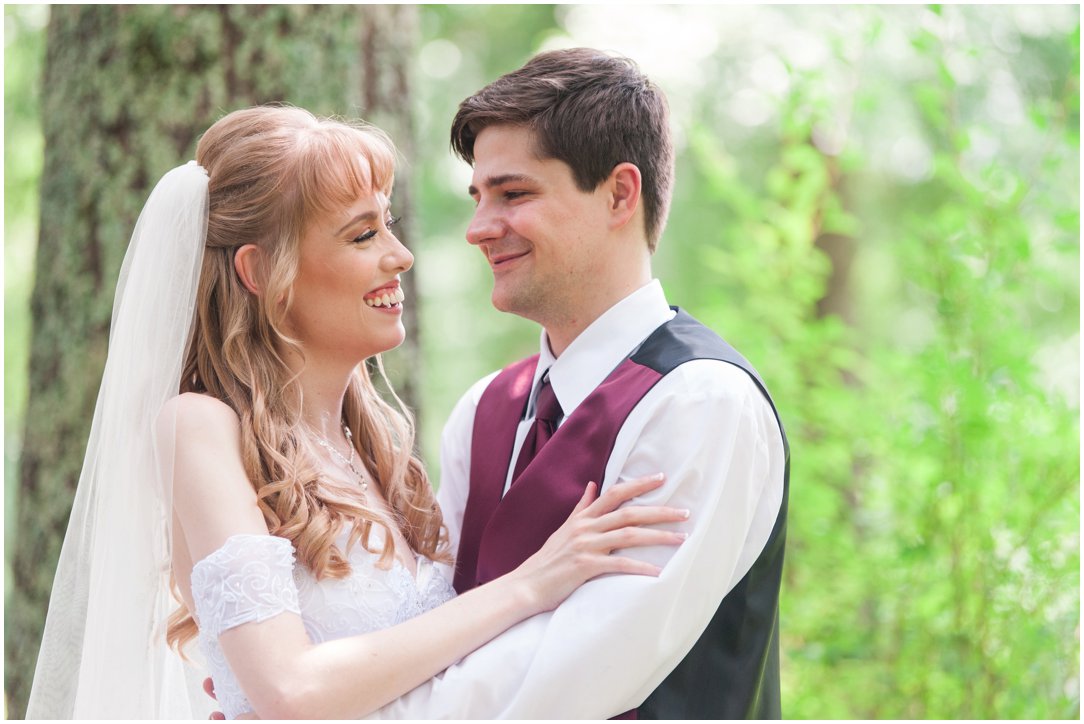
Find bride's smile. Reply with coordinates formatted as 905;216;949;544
283;191;413;363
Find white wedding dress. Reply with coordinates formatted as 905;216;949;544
190;532;455;719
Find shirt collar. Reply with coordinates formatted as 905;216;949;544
527;279;675;418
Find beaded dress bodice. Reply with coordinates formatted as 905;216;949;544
190;532;455;719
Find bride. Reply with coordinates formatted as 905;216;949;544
25;105;686;719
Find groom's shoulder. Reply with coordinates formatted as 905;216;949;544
653;358;768;408
457;352;539;410
639;309;779;410
443;352;538;435
467;369;503;404
448;368;502;418
439;369;502;446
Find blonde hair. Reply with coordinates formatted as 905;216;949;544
167;105;450;650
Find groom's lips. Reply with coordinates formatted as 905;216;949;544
488;250;529;267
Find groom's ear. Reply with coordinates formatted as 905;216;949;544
606;162;642;232
233;244;264;295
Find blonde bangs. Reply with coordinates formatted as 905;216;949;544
292;122;398;225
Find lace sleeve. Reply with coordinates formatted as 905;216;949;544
190;534;301;719
191;534;301;636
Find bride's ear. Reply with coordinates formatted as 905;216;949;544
233;244;263;295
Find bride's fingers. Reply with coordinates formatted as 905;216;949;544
596;504;690;532
593;526;688;552
597;555;664;577
570;481;599;516
585;473;666;515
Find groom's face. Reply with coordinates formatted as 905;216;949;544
466;124;611;324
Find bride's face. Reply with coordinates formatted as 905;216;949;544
285;189;413;362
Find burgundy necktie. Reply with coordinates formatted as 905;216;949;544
510;374;564;485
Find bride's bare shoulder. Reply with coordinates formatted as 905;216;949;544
158;392;242;445
160;393;269;553
159;394;258;517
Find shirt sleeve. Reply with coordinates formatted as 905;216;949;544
368;359;786;719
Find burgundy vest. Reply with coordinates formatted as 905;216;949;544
454;309;790;719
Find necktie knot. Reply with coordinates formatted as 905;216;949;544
510;374;564;486
532;375;563;425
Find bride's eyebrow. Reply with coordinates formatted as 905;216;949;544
335;210;379;235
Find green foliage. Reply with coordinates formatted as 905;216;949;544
849;27;1080;711
413;5;1079;718
717;7;1074;718
4;3;47;603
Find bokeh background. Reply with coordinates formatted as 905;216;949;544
5;4;1079;719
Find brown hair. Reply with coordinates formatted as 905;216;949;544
167;105;450;650
450;47;675;251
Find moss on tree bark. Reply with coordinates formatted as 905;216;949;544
5;6;419;716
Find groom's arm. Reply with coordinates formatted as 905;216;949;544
366;360;787;719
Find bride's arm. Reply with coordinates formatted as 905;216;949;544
165;393;686;720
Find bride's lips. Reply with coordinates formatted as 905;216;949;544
363;280;404;311
365;280;399;297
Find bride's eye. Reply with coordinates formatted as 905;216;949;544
352;229;378;243
387;215;402;229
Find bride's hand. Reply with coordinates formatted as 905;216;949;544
507;473;688;615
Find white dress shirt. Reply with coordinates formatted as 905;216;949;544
368;279;787;718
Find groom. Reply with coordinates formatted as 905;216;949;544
371;47;790;719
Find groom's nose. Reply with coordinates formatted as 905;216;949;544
466;203;503;246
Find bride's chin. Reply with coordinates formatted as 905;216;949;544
346;331;407;363
374;331;407;356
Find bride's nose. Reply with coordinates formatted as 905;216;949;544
383;235;413;273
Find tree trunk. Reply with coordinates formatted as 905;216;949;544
357;6;425;437
5;5;418;717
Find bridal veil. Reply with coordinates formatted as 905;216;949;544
27;161;213;718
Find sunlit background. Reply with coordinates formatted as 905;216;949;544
6;4;1079;719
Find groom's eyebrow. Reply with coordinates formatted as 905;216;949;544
468;173;535;198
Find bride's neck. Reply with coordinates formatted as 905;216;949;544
283;348;356;442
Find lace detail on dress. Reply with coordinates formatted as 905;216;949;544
292;544;455;645
191;531;456;719
191;534;300;719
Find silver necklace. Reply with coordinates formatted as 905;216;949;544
310;423;369;492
